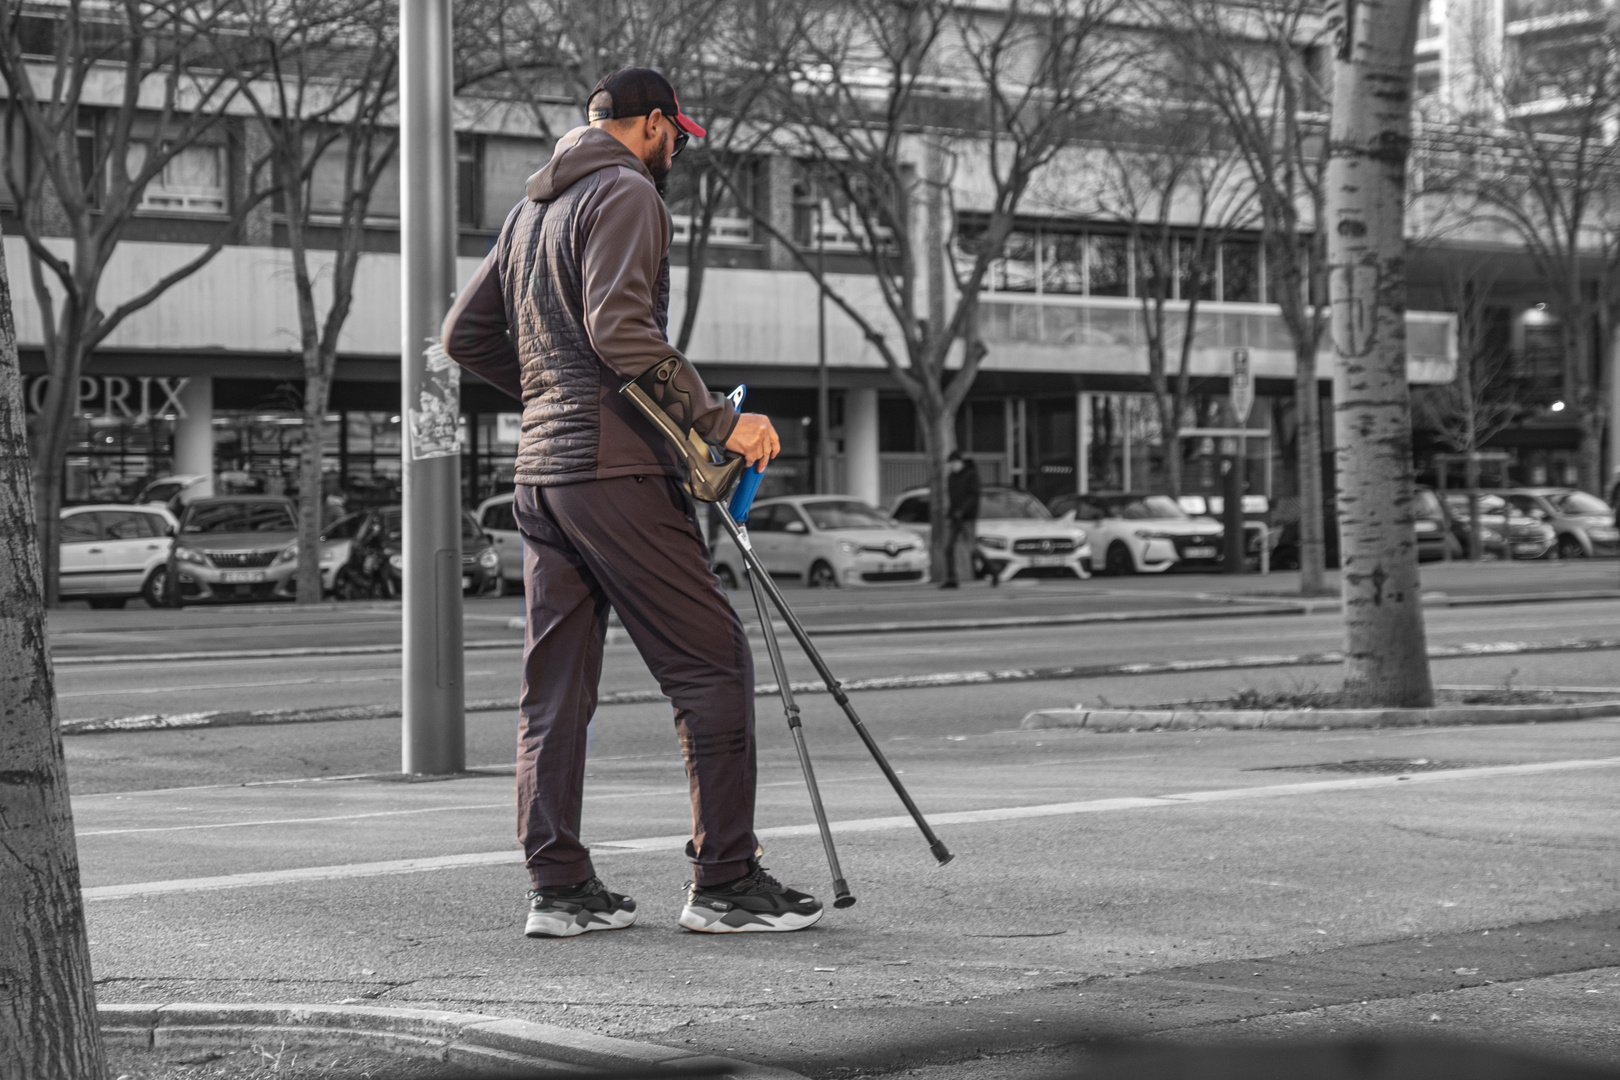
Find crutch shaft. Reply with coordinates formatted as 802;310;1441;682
717;513;953;866
742;535;854;907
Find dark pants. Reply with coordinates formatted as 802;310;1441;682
943;516;975;584
512;476;757;889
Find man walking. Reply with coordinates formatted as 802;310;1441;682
441;68;822;937
941;450;981;588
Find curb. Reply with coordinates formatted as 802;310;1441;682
100;1002;801;1078
60;636;1620;737
1021;699;1620;732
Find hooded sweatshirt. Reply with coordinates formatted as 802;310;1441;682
441;125;737;486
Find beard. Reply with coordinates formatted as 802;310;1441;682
643;129;672;189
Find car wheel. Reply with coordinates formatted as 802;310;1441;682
714;564;739;590
808;560;839;588
1105;542;1135;576
1556;534;1586;559
88;597;126;610
141;567;168;608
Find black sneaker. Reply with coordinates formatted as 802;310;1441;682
524;877;637;938
679;865;823;933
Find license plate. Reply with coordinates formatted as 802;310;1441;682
462;575;473;590
219;570;265;583
1029;555;1065;567
883;562;907;573
1182;546;1216;559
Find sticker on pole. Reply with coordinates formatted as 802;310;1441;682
408;342;461;460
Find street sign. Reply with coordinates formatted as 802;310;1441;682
1230;347;1253;426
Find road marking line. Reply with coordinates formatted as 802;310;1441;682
76;803;513;837
82;757;1620;903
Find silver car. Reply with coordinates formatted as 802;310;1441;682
167;496;301;605
1494;488;1618;559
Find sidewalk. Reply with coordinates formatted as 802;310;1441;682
75;712;1620;1075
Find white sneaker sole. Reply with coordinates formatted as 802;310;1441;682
678;903;824;933
524;907;637;939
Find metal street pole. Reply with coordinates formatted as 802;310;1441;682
815;201;830;494
399;0;464;775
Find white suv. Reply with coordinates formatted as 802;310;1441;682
889;485;1092;583
475;493;525;587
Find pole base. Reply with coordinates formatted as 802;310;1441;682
930;841;955;866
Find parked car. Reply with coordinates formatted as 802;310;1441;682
59;503;177;608
1173;493;1278;564
166;496;301;605
333;506;503;598
1271;488;1463;570
475;493;524;587
713;496;928;589
1047;492;1223;575
1440;492;1556;560
135;473;210;514
1491;487;1619;559
890;485;1091;583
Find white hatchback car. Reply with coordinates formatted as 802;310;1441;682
712;496;929;588
59;503;177;608
889;486;1092;583
1049;492;1224;574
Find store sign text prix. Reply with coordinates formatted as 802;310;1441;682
26;376;192;421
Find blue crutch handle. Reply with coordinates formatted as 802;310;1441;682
728;460;765;523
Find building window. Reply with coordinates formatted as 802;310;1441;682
1219;238;1262;302
77;108;102;209
668;156;758;246
457;133;481;229
1087;234;1131;296
127;141;227;214
306;134;400;221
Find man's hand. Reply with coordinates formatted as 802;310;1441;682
725;413;780;472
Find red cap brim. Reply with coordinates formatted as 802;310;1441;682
673;107;705;139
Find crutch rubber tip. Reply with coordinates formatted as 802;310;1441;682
834;894;857;909
930;842;954;866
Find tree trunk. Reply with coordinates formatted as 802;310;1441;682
1327;0;1433;708
0;229;108;1080
921;403;955;583
1294;338;1328;593
29;315;89;611
295;367;331;604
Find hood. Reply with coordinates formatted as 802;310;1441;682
526;126;653;202
978;518;1090;540
1112;518;1223;537
823;527;925;552
183;532;295;552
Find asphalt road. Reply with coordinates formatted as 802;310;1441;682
52;597;1620;726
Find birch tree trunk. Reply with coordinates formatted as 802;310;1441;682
1327;0;1433;707
0;232;107;1077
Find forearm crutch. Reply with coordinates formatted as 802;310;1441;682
716;471;953;869
728;468;854;908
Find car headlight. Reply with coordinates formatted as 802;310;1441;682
479;548;500;569
388;553;403;571
1480;528;1502;542
838;540;860;556
275;544;298;564
1414;520;1438;533
175;545;207;565
1072;530;1087;545
977;535;1007;550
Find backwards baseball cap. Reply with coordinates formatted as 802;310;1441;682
587;67;706;139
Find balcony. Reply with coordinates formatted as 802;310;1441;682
977;295;1456;384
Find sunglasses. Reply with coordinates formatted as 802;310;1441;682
667;115;689;158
